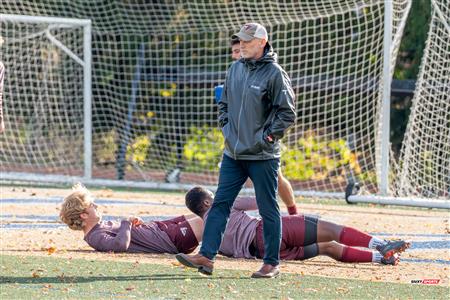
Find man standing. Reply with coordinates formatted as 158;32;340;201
219;36;298;215
176;23;296;278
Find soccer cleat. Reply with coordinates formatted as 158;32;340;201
376;240;410;259
381;254;399;266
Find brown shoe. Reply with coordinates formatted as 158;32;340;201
251;264;280;278
175;253;214;275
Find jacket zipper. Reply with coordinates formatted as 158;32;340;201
233;68;250;158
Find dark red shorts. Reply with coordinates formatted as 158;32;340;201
254;214;318;260
156;216;199;254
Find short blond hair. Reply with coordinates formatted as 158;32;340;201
60;183;93;230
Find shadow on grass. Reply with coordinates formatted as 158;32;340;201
286;260;379;270
0;273;251;284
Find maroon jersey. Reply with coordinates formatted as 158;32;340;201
84;216;198;254
210;197;316;260
203;197;260;259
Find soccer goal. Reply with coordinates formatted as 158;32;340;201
0;1;448;208
0;14;92;181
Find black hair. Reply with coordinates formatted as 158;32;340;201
230;37;240;46
185;186;212;216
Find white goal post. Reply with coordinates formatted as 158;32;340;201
0;14;92;181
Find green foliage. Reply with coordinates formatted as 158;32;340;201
180;126;365;183
394;0;431;80
391;1;431;154
93;130;118;165
183;125;224;172
126;135;151;166
282;133;361;182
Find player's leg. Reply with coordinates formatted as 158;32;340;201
280;215;398;257
277;170;298;215
318;219;386;248
317;219;410;258
317;241;399;265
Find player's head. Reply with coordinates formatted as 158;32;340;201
230;37;241;61
60;183;101;230
185;186;213;217
232;23;268;60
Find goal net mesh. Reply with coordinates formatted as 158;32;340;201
392;0;450;199
1;1;411;195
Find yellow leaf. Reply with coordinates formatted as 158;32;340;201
46;246;57;255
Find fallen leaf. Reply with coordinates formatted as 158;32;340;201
125;286;135;291
46;246;57;255
336;287;349;293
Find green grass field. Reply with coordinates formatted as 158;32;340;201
0;255;447;299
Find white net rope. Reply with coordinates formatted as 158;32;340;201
393;0;450;199
0;19;85;175
1;1;410;194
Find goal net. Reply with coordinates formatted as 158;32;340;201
393;0;450;199
1;1;412;197
0;14;91;179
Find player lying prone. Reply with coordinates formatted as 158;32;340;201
178;187;410;267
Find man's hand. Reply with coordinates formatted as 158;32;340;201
265;134;275;144
127;216;144;226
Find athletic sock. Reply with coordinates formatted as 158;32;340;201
368;237;386;250
372;252;383;263
339;227;373;248
340;246;373;263
287;205;298;215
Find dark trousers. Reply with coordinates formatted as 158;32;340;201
200;154;281;266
